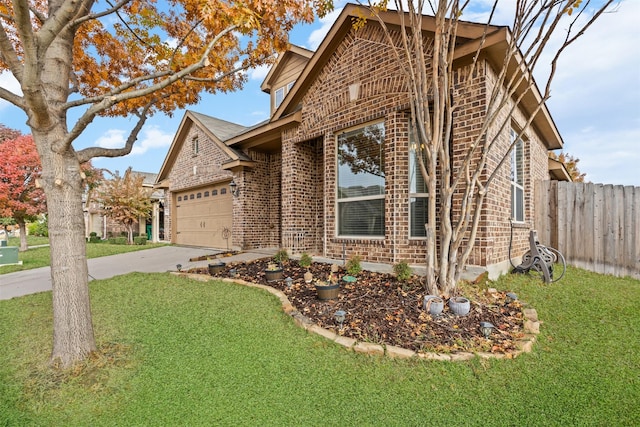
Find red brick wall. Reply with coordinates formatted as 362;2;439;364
278;23;550;272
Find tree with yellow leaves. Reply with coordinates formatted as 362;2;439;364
0;0;332;368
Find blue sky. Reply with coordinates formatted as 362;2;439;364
1;1;638;185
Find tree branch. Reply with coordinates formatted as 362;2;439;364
0;86;25;109
76;99;155;163
0;20;23;80
59;23;238;152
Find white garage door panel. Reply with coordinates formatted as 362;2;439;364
175;184;232;248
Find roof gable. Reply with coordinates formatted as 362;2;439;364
273;3;562;150
155;111;251;184
260;45;314;94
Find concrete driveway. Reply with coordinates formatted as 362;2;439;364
0;246;234;301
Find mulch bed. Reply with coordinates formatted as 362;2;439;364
188;258;526;355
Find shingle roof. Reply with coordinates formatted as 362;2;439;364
188;110;249;142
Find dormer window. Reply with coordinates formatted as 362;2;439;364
274;81;295;109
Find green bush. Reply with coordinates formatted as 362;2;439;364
346;254;362;276
299;252;313;268
133;236;147;245
89;236;102;243
114;237;127;245
273;248;289;264
28;220;48;237
89;232;97;237
393;260;412;281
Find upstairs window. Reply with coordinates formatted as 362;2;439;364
510;129;525;222
337;122;385;237
274;81;295;109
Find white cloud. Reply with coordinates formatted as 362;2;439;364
96;129;126;149
131;126;173;155
96;126;172;156
307;6;345;50
249;64;270;81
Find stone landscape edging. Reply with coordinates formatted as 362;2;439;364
174;272;541;361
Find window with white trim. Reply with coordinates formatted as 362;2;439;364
274;81;295;109
510;129;524;222
337;122;385;237
409;142;428;237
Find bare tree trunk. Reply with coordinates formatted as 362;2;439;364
36;131;97;368
18;221;28;251
127;223;134;244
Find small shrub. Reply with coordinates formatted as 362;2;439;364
133;236;147;245
299;252;313;268
114;237;127;245
393;260;412;281
28;220;49;237
89;236;102;243
89;232;97;237
346;254;362;276
274;248;289;264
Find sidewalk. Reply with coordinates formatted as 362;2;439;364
1;245;485;300
0;246;274;301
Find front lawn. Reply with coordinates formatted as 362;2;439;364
0;241;168;274
0;267;638;426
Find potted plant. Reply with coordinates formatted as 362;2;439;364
448;296;471;316
299;252;313;283
423;295;444;316
345;254;362;277
274;248;289;265
208;259;226;275
264;262;284;282
315;273;340;300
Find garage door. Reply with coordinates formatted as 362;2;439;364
175;182;232;248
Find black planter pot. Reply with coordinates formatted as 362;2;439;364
315;283;340;300
208;262;226;276
264;268;284;282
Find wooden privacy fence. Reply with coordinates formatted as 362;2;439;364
535;180;640;279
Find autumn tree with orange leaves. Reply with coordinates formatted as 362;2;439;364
98;168;153;244
549;152;586;182
0;132;46;251
0;0;333;368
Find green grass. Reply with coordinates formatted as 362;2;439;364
0;267;638;426
0;240;168;274
6;235;50;247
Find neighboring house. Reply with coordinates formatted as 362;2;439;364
84;171;165;242
155;4;570;276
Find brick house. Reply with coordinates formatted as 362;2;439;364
155;5;569;277
85;171;165;242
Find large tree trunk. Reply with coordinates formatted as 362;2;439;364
36;130;97;368
18;221;28;251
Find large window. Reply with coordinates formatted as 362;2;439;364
510;129;524;222
337;122;385;236
409;143;428;237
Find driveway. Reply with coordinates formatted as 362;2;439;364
0;246;230;301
